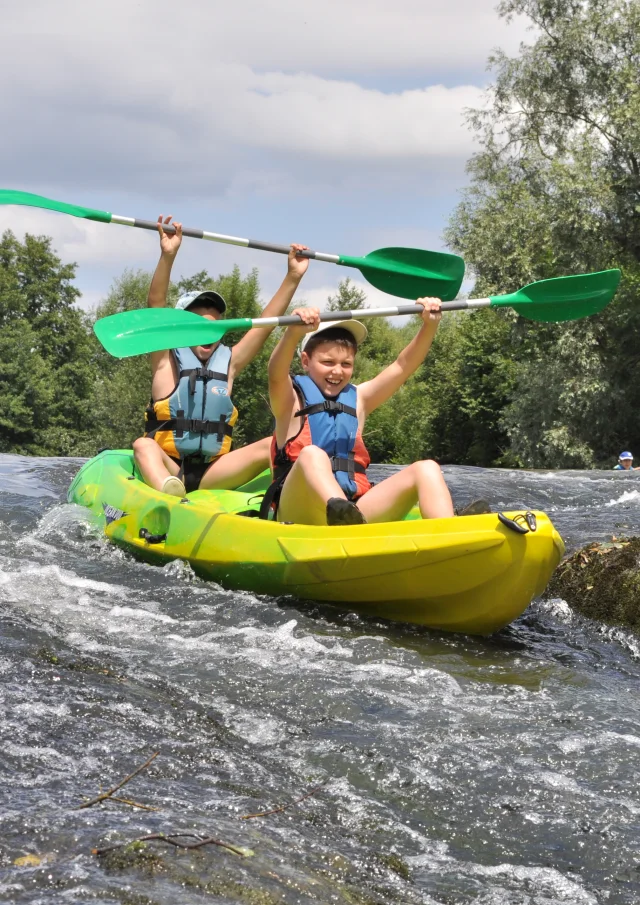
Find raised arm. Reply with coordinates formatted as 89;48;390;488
149;216;182;372
148;216;182;308
357;298;442;416
269;307;320;448
230;244;309;377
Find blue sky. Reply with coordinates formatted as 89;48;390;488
0;0;531;313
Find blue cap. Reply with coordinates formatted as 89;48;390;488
176;290;226;314
619;451;633;460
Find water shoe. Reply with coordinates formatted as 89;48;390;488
326;497;367;526
161;476;186;498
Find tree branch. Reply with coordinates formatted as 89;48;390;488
76;752;159;810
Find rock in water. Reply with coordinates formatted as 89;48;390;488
546;537;640;632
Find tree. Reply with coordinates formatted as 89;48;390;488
445;0;640;467
327;278;368;311
0;230;96;455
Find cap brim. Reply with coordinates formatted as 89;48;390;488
189;291;226;313
177;290;226;313
300;319;368;352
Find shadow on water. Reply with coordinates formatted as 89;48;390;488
1;455;640;904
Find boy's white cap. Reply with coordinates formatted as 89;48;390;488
176;289;226;313
300;319;368;353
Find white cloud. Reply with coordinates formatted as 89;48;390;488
298;279;419;318
224;73;482;159
0;0;530;300
0;207;150;268
5;1;531;75
0;0;521;202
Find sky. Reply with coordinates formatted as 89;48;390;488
0;0;531;313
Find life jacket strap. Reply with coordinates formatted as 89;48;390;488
179;367;229;396
295;399;358;418
145;411;233;442
331;456;366;477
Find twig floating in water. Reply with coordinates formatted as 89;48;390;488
240;782;326;820
109;796;159;811
93;832;246;857
76;751;159;810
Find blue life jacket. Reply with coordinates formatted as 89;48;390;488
144;344;237;462
288;374;370;497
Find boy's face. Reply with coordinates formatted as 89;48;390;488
620;458;633;469
301;340;355;397
187;304;223;362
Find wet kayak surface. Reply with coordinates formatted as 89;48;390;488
1;454;639;905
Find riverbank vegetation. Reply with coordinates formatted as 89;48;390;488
1;0;638;467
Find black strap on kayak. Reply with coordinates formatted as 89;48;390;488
258;444;291;521
258;476;285;520
498;512;537;534
139;527;168;544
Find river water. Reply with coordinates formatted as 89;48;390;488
1;454;639;905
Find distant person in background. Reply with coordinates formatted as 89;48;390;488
613;451;639;471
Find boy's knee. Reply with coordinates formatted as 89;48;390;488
414;459;442;478
297;445;330;466
132;437;153;455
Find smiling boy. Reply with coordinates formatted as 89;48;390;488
265;302;455;526
132;216;309;496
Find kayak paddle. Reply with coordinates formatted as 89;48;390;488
94;269;621;359
0;188;464;301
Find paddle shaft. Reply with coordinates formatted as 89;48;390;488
245;300;491;330
0;189;466;301
94;266;621;359
110;215;336;262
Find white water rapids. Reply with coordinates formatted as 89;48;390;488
1;455;639;904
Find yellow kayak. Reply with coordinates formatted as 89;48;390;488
68;450;565;635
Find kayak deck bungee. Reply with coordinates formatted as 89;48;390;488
68;450;565;635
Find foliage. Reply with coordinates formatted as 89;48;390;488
0;233;535;467
0;230;96;456
445;0;640;467
327;278;368;312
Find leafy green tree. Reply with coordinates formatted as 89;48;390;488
0;230;96;455
0;319;52;454
327;278;368;311
446;0;640;467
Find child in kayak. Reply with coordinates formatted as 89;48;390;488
133;216;309;496
265;301;456;526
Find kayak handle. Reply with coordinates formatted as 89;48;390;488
139;527;168;544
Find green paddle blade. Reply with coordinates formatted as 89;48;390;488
0;189;112;223
338;247;464;301
490;269;621;322
94;309;252;359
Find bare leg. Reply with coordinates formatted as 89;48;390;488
132;437;180;490
199;437;272;490
357;460;454;524
278;446;346;525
